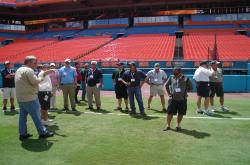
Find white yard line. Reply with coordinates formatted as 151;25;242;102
5;107;250;121
83;111;250;121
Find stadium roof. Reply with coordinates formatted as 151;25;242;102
0;0;249;21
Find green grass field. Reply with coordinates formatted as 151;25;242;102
0;94;250;165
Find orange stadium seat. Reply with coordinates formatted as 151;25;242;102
24;36;112;62
79;34;176;61
183;33;250;61
0;39;57;63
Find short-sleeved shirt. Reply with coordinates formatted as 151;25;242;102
146;69;167;85
38;71;52;92
86;68;103;87
1;68;15;88
210;68;223;83
49;69;59;86
193;66;212;82
166;75;193;101
80;68;89;82
122;70;147;87
15;66;41;102
59;66;77;85
112;69;126;87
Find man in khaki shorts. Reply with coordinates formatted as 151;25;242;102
146;63;168;112
1;61;16;112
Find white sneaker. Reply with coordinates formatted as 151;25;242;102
203;110;214;116
211;107;217;112
221;106;229;112
42;120;55;126
196;109;203;114
47;119;53;122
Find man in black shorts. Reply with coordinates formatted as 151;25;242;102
164;67;193;132
112;62;129;111
209;61;229;112
38;64;55;126
193;61;213;116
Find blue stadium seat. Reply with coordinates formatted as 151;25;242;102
126;26;179;35
77;27;126;36
26;30;79;39
184;24;236;29
0;32;23;38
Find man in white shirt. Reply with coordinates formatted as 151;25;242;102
38;64;55;126
146;63;168;112
193;61;213;116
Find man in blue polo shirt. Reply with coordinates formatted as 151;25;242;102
59;59;77;111
122;62;147;116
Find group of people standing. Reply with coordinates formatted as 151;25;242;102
1;56;229;140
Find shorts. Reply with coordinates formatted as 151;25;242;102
115;85;128;99
2;88;16;99
150;85;165;96
38;91;52;110
210;82;224;97
167;99;187;115
196;82;210;98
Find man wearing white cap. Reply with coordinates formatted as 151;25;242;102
145;63;168;112
85;61;103;110
49;63;59;110
1;61;16;112
59;59;77;111
209;61;229;112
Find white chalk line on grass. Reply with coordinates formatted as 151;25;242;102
6;107;250;121
82;111;250;121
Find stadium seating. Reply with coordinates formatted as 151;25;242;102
241;24;250;28
183;33;250;61
184;24;236;29
77;28;126;36
126;26;179;35
0;32;23;38
0;39;58;63
25;30;80;39
23;36;112;62
80;34;175;61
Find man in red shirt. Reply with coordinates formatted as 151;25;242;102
74;62;82;103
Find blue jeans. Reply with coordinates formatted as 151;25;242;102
127;86;144;113
18;99;47;136
82;82;86;100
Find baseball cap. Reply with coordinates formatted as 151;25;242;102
128;62;136;66
42;64;49;68
4;61;10;65
91;61;97;65
65;59;71;63
154;63;160;68
50;63;55;67
211;60;220;65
